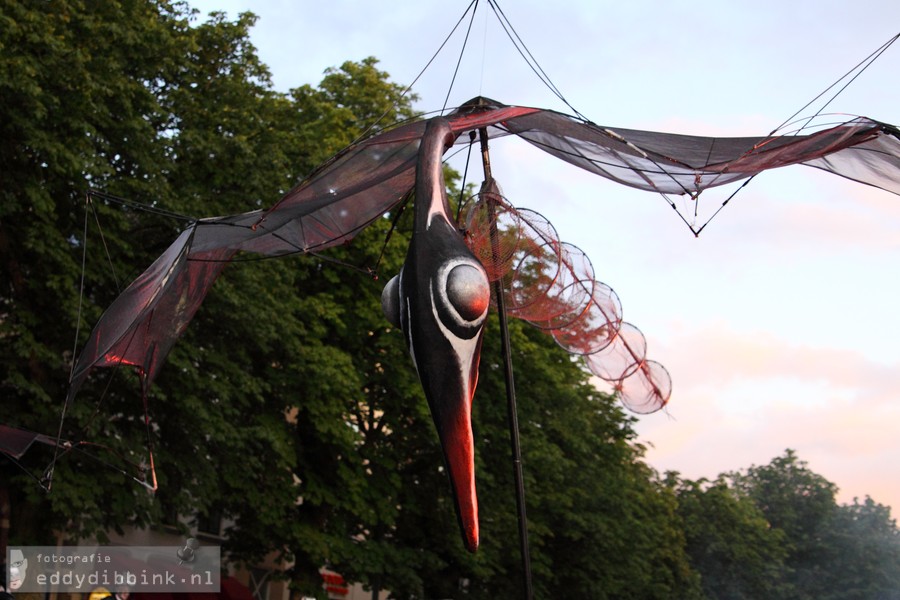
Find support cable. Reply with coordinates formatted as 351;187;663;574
486;0;588;121
353;0;480;143
441;0;481;114
772;31;899;135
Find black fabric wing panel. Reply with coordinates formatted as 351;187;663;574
69;123;426;394
802;125;900;195
0;424;61;459
68;228;233;395
493;107;898;197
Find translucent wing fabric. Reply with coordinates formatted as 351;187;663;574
499;113;900;196
0;424;62;460
69;97;900;402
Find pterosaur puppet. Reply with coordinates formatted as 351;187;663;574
65;97;900;551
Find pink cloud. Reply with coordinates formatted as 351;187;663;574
629;323;900;512
737;178;900;253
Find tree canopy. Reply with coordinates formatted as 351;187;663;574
1;2;898;599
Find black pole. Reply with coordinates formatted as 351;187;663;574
478;127;534;600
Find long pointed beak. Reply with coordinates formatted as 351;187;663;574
390;254;487;552
413;310;483;552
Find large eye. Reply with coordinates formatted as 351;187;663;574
433;258;490;338
446;263;490;322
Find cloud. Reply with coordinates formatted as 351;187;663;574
726;175;900;254
661;323;896;388
630;322;900;511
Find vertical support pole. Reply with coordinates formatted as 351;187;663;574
478;127;534;600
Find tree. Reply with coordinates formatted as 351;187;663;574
729;450;839;599
1;0;200;545
0;0;417;572
823;496;900;599
727;450;900;600
671;475;788;599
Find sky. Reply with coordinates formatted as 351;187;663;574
188;0;900;511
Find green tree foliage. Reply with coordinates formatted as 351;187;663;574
673;451;900;600
827;496;900;598
730;450;843;599
671;475;788;599
0;0;415;565
727;450;900;600
1;0;198;540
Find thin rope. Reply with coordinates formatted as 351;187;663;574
50;322;147;490
771;32;899;135
441;0;480;114
55;191;185;490
351;0;479;144
661;192;703;235
88;195;122;292
7;454;53;491
372;189;415;279
87;189;194;222
77;440;158;490
139;389;158;492
306;250;390;277
479;4;489;95
455;131;478;223
487;0;563;100
688;32;899;234
78;362;129;438
486;0;588;121
692;175;759;237
45;392;71;491
256;5;480;226
70;195;91;381
43;440;158;491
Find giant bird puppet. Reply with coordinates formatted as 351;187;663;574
63;97;900;552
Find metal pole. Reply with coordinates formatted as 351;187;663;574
478;127;534;600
